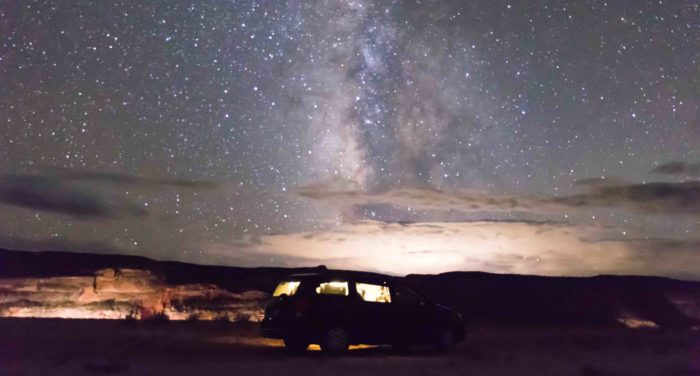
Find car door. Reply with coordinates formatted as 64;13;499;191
351;280;394;344
310;279;352;332
390;282;433;343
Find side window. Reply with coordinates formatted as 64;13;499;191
393;284;424;306
355;283;391;303
315;281;349;296
273;281;300;297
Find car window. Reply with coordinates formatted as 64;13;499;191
393;284;424;306
315;281;349;296
273;281;300;297
355;283;391;303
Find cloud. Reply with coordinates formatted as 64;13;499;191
552;181;700;215
652;161;700;177
0;171;222;219
585;238;700;281
298;179;700;217
205;219;700;278
0;175;147;219
574;177;630;188
296;182;538;214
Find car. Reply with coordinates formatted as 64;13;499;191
260;271;465;353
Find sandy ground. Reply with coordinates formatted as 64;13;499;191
0;319;698;376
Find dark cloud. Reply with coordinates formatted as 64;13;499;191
0;175;147;219
553;181;700;215
652;162;700;177
0;171;222;219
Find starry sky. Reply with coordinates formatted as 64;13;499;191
1;1;699;278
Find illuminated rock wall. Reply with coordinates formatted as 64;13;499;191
0;268;267;321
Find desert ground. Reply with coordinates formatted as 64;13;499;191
1;319;698;376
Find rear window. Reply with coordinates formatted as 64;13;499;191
315;281;349;296
273;281;301;297
393;284;424;306
356;283;391;303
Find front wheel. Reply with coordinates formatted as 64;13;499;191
433;326;457;353
320;326;349;353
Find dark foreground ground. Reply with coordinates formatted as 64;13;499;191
1;319;699;376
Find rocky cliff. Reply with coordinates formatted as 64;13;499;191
0;268;267;321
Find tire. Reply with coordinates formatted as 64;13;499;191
433;326;457;353
320;326;349;354
283;336;309;353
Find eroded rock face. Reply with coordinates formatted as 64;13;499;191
0;268;267;321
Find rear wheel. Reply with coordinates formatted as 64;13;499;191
320;327;349;353
283;336;309;353
433;326;457;353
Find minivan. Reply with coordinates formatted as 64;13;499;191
261;271;465;353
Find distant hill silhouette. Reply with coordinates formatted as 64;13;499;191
1;248;699;328
405;272;700;328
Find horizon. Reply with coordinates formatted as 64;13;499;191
4;246;700;283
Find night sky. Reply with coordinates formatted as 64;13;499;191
1;1;699;277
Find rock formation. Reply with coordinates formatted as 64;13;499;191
0;268;267;321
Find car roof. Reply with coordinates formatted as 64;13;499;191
284;270;399;285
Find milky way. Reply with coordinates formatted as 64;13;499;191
1;1;699;277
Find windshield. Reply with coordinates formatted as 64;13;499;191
272;281;301;297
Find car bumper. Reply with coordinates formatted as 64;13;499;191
260;317;285;339
260;316;317;341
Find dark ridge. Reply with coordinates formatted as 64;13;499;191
1;248;699;328
405;272;700;328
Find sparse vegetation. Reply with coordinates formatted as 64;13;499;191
147;311;170;323
233;313;252;323
125;307;140;321
186;312;200;322
214;314;230;323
